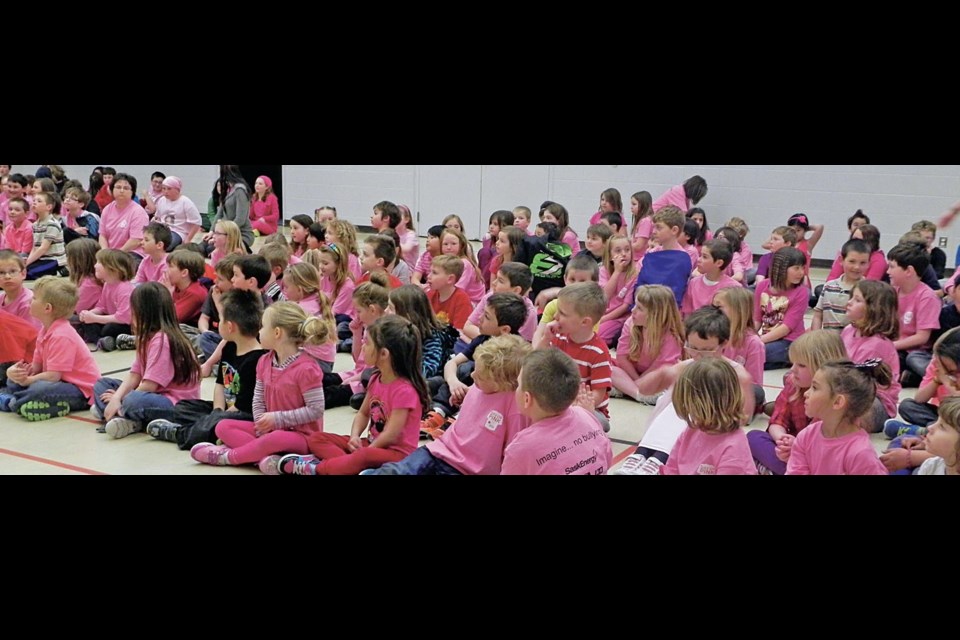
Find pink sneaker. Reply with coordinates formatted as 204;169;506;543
258;455;283;475
190;443;230;466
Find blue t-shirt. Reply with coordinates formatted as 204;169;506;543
631;250;693;308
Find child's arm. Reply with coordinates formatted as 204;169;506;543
348;393;372;451
534;287;562;312
201;339;225;378
894;330;931;352
443;353;471;405
600;302;630;325
265;385;324;432
198;313;211;333
615;354;641;381
736;365;756;424
24;238;52;267
636;362;680;397
350;318;364;362
632;236;649;257
532;321;558;350
460;321;481;341
102;372;143;421
806;224;825;253
811;308;824;331
759;322;791;344
411;270;424;285
913;378;942;405
213;383;227;412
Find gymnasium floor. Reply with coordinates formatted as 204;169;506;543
0;254;902;475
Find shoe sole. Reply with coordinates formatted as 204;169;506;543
19;400;71;422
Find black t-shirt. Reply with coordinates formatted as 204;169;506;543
930;247;947;280
216;342;268;414
200;288;220;329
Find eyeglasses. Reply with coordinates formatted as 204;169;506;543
684;343;720;355
213;231;228;236
0;270;23;277
113;185;132;191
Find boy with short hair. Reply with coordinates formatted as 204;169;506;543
232;254;276;309
420;293;529;438
812;239;870;332
2;197;34;255
500;349;612;475
146;289;267;449
25;191;66;279
632;205;693;307
167;250;208;325
258;243;290;303
599;211;624;236
888;241;941;385
754;226;797;285
534;281;613;419
462;262;538;343
427;254;472;331
133;222;171;285
358;235;403;289
0;277;101;420
681;239;740;317
535;254;600;326
911;220;947;280
369;200;401;231
196;254;241;360
579;223;612;264
374;335;533;475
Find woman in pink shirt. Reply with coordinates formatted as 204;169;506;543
652;175;708;213
92;283;201;439
98;172;149;264
250;175;280;237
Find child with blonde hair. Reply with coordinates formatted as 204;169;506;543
209;220;244;268
902;397;960;475
191;302;326;469
662;359;757;475
598;235;637;346
747;330;848;475
612;285;684;404
316;243;356;339
282;262;337;373
441;228;485;304
442;214;465;236
268;315;429;475
373;335;532;475
713;286;766;400
512;206;534;236
78;248;136;350
501;349;612;475
324;219;362;279
786;359;890;475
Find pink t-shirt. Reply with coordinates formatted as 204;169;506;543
76;276;103;314
96;280;135;324
427;388;531;475
33;318;101;402
467;290;538;342
919;360;951;407
598;267;635;315
786;421;888;475
722;332;766;385
895;283;940;351
681;244;699;269
754;280;809;343
457;259;487;304
100;200;149;257
0;287;41;329
561;229;580;254
414;251;434;278
841;324;902;418
154;195;202;239
319;276;356;317
681;274;740;317
501;406;612;475
652;184;690;212
661;427;758;475
133;254;167;285
632;216;654;257
615;320;683;375
729;243;753;279
2;220;33;254
398;229;419;272
297;293;321;316
827;249;887;281
130;332;201;404
347;253;362;280
365;373;423;456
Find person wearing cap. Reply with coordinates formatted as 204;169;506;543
786;212;824;290
250;175;280;237
148;176;202;251
652;175;708;213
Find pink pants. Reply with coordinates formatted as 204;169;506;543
306;432;407;475
598;318;627;346
251;219;278;236
216;419;311;466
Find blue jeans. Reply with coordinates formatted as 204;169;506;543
898;398;939;427
166;231;183;251
93;377;177;425
904;350;933;380
372;446;463;475
6;380;90;414
764;339;793;370
197;331;223;360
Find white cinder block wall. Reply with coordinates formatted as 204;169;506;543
36;165;960;266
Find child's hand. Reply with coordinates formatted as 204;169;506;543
200;359;215;379
774;434;795;462
545;320;561;339
211;286;223;305
902;436;926;450
880;447;912;471
79;310;91;323
347;435;364;452
573;384;596;412
76;227;89;236
449;380;470;406
349;317;363;334
254;413;277;437
615;254;629;272
104;397;122;422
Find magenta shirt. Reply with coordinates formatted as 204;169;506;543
100;200;149;257
754;280;809;343
428;389;530;475
365;373;423;456
76;276;103;314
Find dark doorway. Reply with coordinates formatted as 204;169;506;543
238;165;283;224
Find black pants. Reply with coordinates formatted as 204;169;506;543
82;322;131;344
171;398;254;451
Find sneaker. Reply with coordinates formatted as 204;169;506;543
278;453;320;475
258;455;283;475
190;443;230;466
145;419;181;442
636;457;664;475
608;387;625;399
115;334;136;350
883;418;927;440
86;342;99;353
105;417;142;439
19;400;71;422
762;401;777;417
419;411;445;439
349;392;366;411
636;393;662;406
98;336;116;352
336;338;353;353
90;404;104;421
423;417;455;441
610;453;647;475
756;462;775;476
0;393;15;412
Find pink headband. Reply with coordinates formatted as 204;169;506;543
162;176;182;191
258;175;272;189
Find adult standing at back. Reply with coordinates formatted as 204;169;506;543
652;175;708;213
99;172;149;267
250;175;280;237
148;176;202;251
205;165;253;251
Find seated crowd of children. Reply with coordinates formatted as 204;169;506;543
1;169;958;476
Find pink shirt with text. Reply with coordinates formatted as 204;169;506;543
501;406;612;475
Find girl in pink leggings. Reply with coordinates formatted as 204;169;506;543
190;302;326;469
